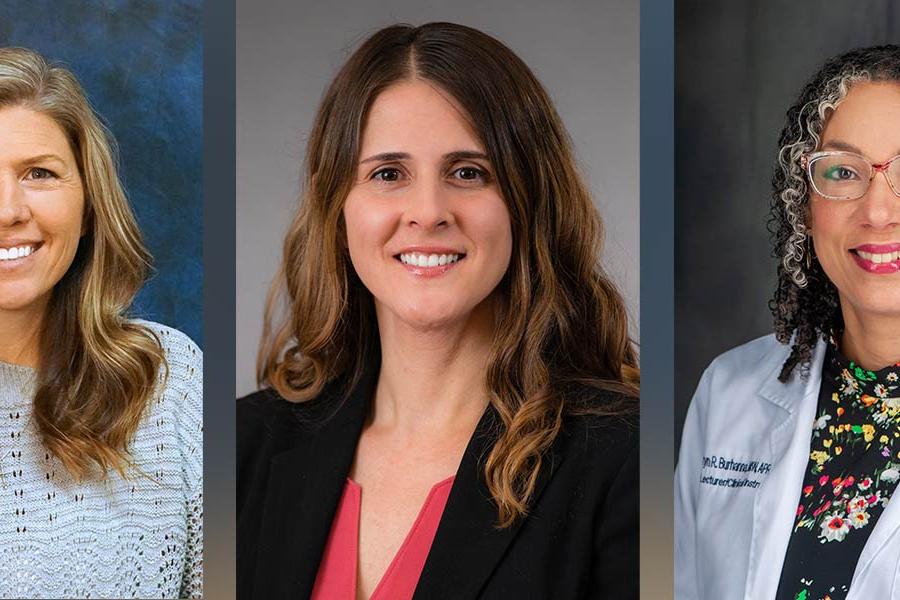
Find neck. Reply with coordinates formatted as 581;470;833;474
0;302;45;368
372;299;495;437
840;307;900;371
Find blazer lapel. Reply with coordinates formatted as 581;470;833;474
251;369;376;599
414;407;564;600
745;339;827;600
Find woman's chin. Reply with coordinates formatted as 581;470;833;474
0;285;43;313
384;303;474;333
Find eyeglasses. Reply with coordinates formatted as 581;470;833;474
802;151;900;200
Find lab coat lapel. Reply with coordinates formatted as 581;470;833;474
744;339;827;600
251;370;374;598
848;449;900;595
414;406;564;599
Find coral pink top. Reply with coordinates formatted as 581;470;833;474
310;476;455;600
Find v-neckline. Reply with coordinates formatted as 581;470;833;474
349;475;456;600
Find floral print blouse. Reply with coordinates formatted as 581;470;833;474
775;340;900;600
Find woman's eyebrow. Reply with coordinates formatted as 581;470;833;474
820;140;863;153
17;153;68;166
444;150;489;162
359;150;490;165
359;151;410;164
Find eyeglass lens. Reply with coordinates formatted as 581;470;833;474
809;153;900;199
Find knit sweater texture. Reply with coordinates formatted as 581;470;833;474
0;321;203;599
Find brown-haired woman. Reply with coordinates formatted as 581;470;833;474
238;22;638;599
0;48;202;598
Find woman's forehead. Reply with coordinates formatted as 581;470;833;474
359;80;485;159
0;106;74;161
822;81;900;159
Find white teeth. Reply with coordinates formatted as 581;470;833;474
399;252;461;267
857;250;900;264
0;246;34;261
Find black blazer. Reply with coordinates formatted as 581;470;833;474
237;368;638;599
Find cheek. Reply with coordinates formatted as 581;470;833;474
35;189;85;243
470;200;512;270
343;195;397;271
809;200;848;252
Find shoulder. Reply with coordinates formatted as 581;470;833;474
135;319;202;413
130;320;202;488
704;333;787;378
558;389;638;478
134;319;203;371
236;382;342;477
237;387;304;446
693;333;787;406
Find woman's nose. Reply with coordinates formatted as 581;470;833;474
857;171;900;230
0;175;32;227
403;179;455;230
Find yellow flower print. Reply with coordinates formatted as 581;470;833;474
862;424;875;442
810;450;830;466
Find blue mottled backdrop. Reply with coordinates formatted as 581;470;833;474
0;0;203;347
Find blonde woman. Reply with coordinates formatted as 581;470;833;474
0;47;202;598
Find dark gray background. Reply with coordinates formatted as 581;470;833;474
236;0;640;397
675;0;900;452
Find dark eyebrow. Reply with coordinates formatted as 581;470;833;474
444;150;489;162
358;150;490;165
820;140;863;154
359;152;410;164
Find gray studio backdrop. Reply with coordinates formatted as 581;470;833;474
236;0;640;397
675;0;900;453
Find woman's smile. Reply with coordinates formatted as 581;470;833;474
850;242;900;273
0;240;41;268
395;246;467;277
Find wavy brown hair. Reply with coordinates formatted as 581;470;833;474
769;45;900;382
259;23;639;526
0;47;165;480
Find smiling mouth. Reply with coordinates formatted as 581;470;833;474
0;243;42;262
850;246;900;274
396;252;466;268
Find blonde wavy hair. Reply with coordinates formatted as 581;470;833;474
258;23;639;526
0;47;165;480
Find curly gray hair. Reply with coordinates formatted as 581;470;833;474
769;45;900;382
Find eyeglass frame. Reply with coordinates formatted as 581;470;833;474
800;150;900;200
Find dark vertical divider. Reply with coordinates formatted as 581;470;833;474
640;0;675;598
203;0;236;598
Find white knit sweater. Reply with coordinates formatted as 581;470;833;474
0;321;202;599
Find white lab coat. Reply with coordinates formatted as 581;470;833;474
675;334;900;599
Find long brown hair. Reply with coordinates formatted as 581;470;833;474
259;23;638;526
0;47;165;480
